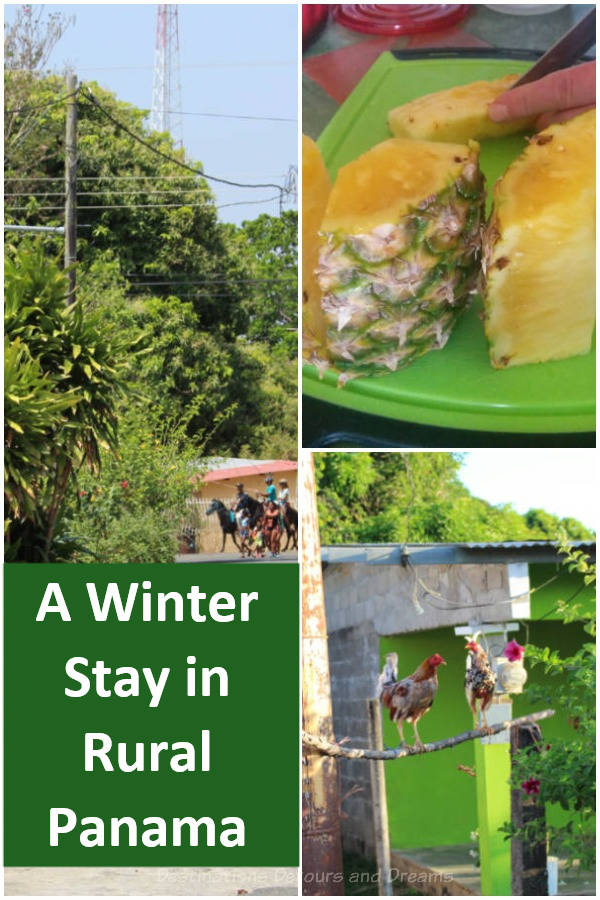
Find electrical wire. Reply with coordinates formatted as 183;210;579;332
217;196;280;210
7;195;285;213
6;190;206;197
5;175;207;182
4;89;78;115
74;61;295;71
6;203;214;211
80;88;286;197
163;109;296;123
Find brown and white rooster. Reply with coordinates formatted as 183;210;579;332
377;652;446;749
465;640;496;731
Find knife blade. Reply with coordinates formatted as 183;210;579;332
510;8;596;89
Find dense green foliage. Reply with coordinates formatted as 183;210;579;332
314;453;594;544
504;537;596;869
4;11;297;561
5;245;132;559
63;406;200;563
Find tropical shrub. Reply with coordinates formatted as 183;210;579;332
4;240;131;559
63;405;201;564
505;535;596;869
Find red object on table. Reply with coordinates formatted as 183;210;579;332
333;4;471;36
302;5;330;49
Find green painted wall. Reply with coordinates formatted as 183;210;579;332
529;563;595;621
380;615;587;850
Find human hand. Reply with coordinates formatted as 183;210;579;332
488;60;595;130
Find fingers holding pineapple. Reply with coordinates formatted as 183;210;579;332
388;74;535;144
488;61;595;131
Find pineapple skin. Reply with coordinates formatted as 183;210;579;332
483;109;596;369
302;135;331;363
317;139;485;378
388;75;534;143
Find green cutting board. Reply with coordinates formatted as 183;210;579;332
302;53;595;434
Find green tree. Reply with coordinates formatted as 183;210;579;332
314;453;593;545
4;240;132;559
237;211;298;356
64;405;200;564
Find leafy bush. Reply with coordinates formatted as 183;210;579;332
63;405;200;564
505;535;596;869
4;240;131;559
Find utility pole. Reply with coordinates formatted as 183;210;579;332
301;451;344;896
64;71;77;304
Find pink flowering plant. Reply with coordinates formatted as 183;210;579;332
503;639;525;662
502;534;596;869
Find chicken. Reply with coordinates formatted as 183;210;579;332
377;652;446;749
464;640;496;731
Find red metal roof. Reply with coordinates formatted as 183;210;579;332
202;460;297;483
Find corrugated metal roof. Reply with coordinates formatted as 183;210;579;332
321;540;596;566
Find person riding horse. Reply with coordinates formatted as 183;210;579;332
235;482;252;514
258;474;278;505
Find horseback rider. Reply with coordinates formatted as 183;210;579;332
259;474;278;505
234;482;252;514
278;479;290;512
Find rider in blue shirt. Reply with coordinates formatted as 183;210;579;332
262;475;277;504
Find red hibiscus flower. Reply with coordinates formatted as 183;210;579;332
522;778;540;796
120;480;129;489
504;639;525;662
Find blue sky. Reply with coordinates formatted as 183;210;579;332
4;3;298;225
459;451;597;530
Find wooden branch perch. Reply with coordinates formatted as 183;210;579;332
302;709;555;761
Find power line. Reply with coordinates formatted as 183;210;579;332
75;61;295;71
81;88;285;197
6;190;206;197
7;196;284;213
5;174;284;183
217;196;280;210
165;109;296;123
6;203;214;211
4;89;78;115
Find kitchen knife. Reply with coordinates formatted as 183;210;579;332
510;7;596;88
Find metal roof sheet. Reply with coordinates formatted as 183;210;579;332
321;540;596;566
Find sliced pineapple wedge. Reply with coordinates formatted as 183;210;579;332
302;134;331;363
483;109;596;369
317;138;485;379
388;74;534;143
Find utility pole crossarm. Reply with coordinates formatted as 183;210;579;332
302;709;555;760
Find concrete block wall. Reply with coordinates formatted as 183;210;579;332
328;622;380;859
324;562;511;636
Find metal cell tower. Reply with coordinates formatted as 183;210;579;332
150;4;183;147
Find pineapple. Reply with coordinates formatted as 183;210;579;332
388;75;534;143
302;134;331;366
483;109;595;368
317;137;485;378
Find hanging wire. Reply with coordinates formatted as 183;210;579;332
4;89;78;115
80;87;286;199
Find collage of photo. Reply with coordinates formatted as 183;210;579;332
3;2;597;898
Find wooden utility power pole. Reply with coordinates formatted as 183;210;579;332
301;451;344;896
367;699;393;896
511;723;548;895
64;71;77;304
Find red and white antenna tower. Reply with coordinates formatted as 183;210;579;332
150;4;183;147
